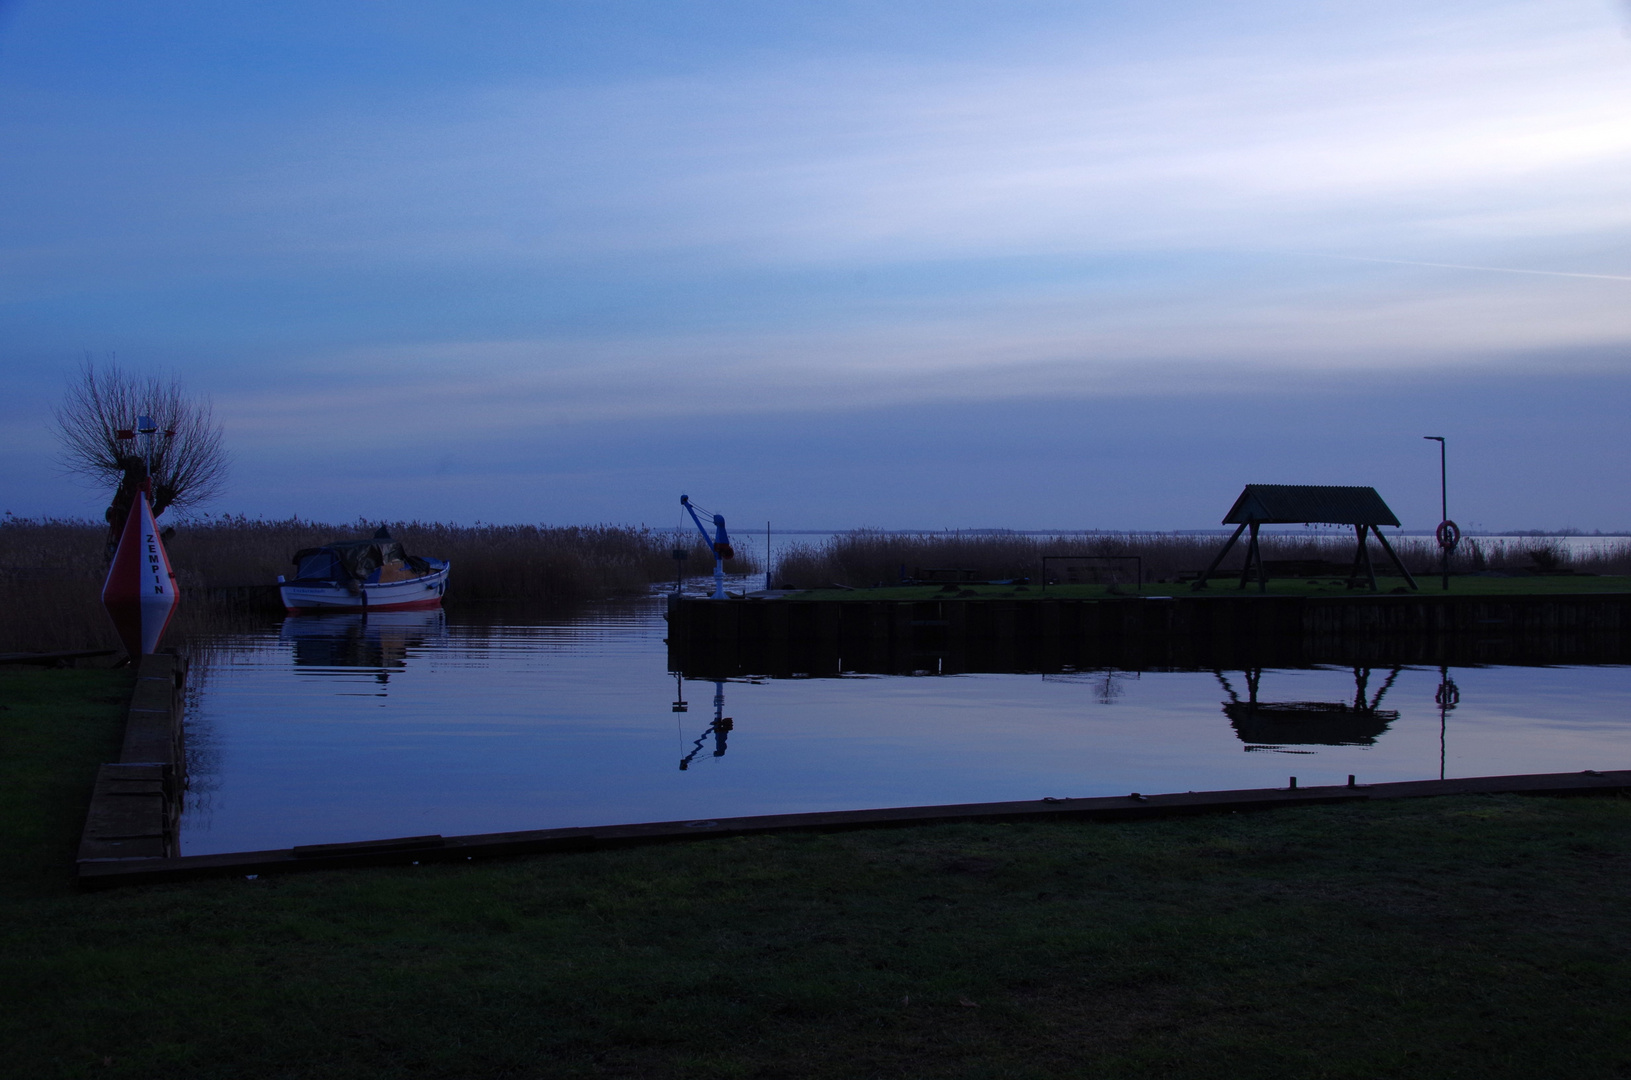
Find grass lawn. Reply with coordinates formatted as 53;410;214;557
0;667;130;894
4;669;1631;1078
791;575;1631;602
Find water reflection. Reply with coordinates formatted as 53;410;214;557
678;680;733;769
664;663;1417;768
1435;665;1460;779
1217;666;1401;751
1042;669;1140;704
280;610;446;683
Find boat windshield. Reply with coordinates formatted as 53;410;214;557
294;550;347;582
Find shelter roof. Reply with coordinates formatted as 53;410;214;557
1222;485;1400;527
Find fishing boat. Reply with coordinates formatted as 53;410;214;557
277;528;450;614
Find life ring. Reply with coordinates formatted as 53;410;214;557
1435;520;1461;551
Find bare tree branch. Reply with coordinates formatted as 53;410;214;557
54;357;229;518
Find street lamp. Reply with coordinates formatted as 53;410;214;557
1423;436;1456;591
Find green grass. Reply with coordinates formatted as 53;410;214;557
5;670;1631;1078
792;575;1631;602
0;668;131;893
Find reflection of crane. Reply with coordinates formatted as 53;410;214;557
1216;666;1401;749
679;680;732;769
680;495;735;599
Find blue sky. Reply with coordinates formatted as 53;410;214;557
3;0;1630;530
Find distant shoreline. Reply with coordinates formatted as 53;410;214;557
763;528;1631;537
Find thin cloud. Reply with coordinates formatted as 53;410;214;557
1311;254;1631;284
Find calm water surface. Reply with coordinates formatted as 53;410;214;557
180;600;1631;855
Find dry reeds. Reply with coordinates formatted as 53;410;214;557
769;530;1631;589
0;518;111;654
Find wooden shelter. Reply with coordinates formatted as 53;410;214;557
1191;484;1418;593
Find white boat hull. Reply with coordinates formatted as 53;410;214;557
279;565;450;614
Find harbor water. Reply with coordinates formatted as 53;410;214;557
177;598;1631;855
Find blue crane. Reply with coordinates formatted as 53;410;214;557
680;494;734;599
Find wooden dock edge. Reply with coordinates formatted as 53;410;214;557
76;653;187;865
77;767;1631;889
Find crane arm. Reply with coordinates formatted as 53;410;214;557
680;495;714;546
680;495;732;557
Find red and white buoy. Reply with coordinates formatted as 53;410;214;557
101;480;179;657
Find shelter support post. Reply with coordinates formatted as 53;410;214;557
1238;522;1266;592
1370;529;1419;591
1190;522;1248;591
1346;525;1379;592
1255;524;1267;592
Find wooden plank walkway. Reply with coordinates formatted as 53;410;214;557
76;653;186;865
78;767;1631;888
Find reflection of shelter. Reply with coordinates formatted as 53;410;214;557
1218;666;1400;748
1192;485;1417;593
280;610;446;683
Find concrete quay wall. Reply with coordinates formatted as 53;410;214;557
666;592;1631;676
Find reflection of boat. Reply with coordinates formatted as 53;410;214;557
277;527;450;614
280;609;447;676
1218;667;1400;748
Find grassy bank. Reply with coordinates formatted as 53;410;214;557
5;670;1631;1079
0;668;131;893
772;530;1631;591
0;517;757;653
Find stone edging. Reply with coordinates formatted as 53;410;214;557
76;653;187;864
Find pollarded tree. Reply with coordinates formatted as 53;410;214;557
54;360;228;548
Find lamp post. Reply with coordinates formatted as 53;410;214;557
1423;436;1455;591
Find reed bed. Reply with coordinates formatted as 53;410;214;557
769;529;1631;589
0;519;110;655
0;516;757;654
